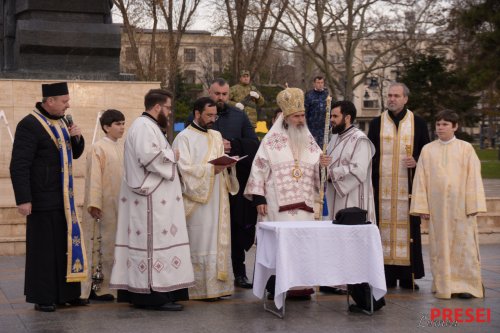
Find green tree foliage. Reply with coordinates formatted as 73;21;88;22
172;71;203;125
400;54;479;136
456;0;500;91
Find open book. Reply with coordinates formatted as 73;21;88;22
208;155;248;166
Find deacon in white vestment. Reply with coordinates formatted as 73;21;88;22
173;97;239;300
244;87;321;222
110;89;194;311
320;101;376;222
81;109;125;301
410;110;486;299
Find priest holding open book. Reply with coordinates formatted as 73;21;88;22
173;97;239;301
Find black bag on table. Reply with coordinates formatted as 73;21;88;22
332;207;370;225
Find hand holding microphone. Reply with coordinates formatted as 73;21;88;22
66;114;81;143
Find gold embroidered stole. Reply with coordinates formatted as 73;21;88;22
216;170;231;281
182;126;215;217
379;110;414;266
31;110;88;282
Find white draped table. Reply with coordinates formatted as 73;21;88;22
253;221;386;312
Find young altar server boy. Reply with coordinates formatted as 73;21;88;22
81;109;125;301
410;109;487;299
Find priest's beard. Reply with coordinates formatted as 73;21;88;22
157;110;169;129
287;123;310;154
331;116;346;134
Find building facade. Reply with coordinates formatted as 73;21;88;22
120;28;232;88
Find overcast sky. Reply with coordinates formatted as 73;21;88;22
112;3;215;32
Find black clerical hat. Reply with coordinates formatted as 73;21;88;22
42;82;69;97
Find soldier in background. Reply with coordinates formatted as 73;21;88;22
228;70;265;128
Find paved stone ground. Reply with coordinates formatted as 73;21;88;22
0;244;498;333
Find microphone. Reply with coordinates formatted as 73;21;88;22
65;114;80;143
66;114;74;127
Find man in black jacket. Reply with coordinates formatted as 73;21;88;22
10;82;87;312
209;78;260;289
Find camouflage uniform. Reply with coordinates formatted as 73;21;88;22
228;83;265;128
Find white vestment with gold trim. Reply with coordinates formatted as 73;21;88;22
410;139;486;298
81;137;124;298
173;125;239;299
378;110;414;266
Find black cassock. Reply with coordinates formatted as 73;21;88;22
368;109;430;283
10;105;85;304
212;105;260;278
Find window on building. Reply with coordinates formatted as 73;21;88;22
184;70;196;84
363;100;380;109
365;77;379;89
214;48;222;63
184;48;196;63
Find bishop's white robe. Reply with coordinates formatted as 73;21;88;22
110;116;195;294
410;138;486;299
244;114;321;221
81;137;124;298
172;124;239;299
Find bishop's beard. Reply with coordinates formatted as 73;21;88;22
287;123;310;154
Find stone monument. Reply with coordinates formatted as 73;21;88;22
0;0;121;79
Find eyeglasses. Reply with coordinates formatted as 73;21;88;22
206;114;219;121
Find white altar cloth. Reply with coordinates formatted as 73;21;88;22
253;221;386;309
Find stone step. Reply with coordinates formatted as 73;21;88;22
0;222;25;237
485;197;500;212
421;214;500;234
0;194;499;256
0;236;25;256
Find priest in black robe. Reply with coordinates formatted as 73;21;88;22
10;82;87;312
368;82;430;290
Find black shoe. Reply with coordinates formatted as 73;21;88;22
134;302;184;311
66;298;89;306
34;304;56;312
399;280;420;290
319;286;347;295
89;290;115;301
348;304;365;313
200;297;221;302
457;293;473;299
156;302;184;311
234;275;253;289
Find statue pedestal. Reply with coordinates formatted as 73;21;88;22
1;0;121;79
